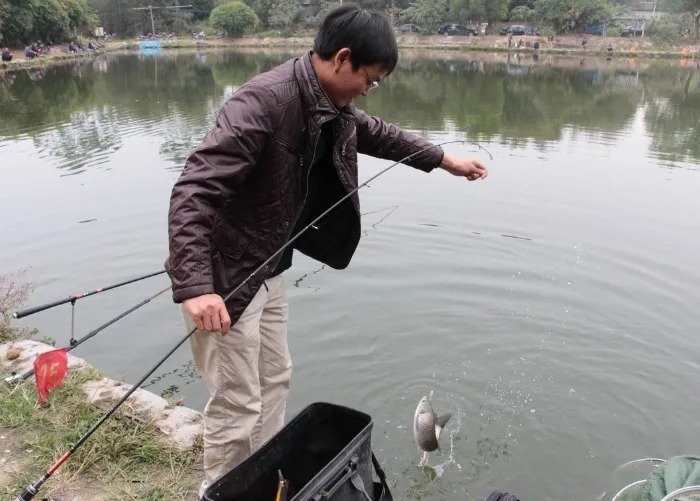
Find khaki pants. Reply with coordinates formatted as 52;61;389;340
182;274;292;496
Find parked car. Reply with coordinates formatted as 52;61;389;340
437;24;478;36
396;24;421;33
499;25;540;36
620;24;644;37
584;22;621;35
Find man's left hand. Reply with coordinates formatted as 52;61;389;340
439;154;488;181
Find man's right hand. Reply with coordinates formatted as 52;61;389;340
183;294;231;335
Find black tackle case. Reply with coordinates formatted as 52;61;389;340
202;402;392;501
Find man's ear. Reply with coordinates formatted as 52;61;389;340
332;48;352;73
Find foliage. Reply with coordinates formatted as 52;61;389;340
65;0;99;35
268;0;301;28
650;13;685;41
88;0;206;38
670;0;700;37
303;0;341;27
472;0;510;26
0;0;34;46
243;0;276;26
448;0;509;27
210;1;259;36
0;273;38;344
191;0;215;20
32;0;71;42
0;0;96;46
510;5;536;22
607;24;621;36
3;0;697;39
399;0;449;30
533;0;614;33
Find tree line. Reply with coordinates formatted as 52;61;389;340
1;0;699;48
0;0;96;47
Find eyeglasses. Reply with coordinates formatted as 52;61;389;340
363;68;379;90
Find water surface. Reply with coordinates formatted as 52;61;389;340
1;49;699;500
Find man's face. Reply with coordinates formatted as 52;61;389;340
325;48;388;107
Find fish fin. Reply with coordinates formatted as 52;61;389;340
434;413;452;447
435;413;451;429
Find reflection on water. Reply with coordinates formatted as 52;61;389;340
1;50;699;501
1;50;700;170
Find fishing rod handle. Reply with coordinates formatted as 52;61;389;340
3;369;33;386
15;483;37;500
13;297;71;319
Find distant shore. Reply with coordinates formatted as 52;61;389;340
1;33;699;72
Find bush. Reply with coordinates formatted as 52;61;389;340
0;0;96;46
0;272;38;344
268;0;300;29
607;25;620;37
649;14;683;43
31;0;71;43
210;1;259;37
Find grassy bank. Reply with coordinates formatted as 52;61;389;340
2;32;699;73
0;275;201;499
0;367;201;499
115;33;700;58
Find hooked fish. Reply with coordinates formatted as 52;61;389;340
413;395;451;465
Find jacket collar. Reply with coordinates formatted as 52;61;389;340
296;51;341;128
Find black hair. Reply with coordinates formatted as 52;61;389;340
313;4;398;74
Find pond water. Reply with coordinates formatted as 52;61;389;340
1;49;699;500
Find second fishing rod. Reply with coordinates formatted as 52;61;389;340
4;286;172;386
15;139;491;501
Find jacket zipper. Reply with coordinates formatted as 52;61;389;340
288;121;323;237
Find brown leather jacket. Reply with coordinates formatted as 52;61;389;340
166;52;444;325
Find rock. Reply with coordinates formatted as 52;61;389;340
5;347;21;360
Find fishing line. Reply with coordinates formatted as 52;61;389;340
294;205;399;289
362;205;398;237
14;139;493;500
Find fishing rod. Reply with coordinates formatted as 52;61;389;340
4;286;171;386
13;269;166;319
15;139;492;501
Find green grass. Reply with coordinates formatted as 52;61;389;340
0;367;200;499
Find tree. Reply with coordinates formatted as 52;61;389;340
470;0;509;28
238;0;274;26
190;0;214;20
0;0;34;46
447;0;508;29
510;5;536;22
533;0;613;33
31;0;71;42
65;0;98;37
268;0;301;28
667;0;700;37
399;0;449;30
210;1;259;36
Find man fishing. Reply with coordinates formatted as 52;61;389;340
165;4;488;495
